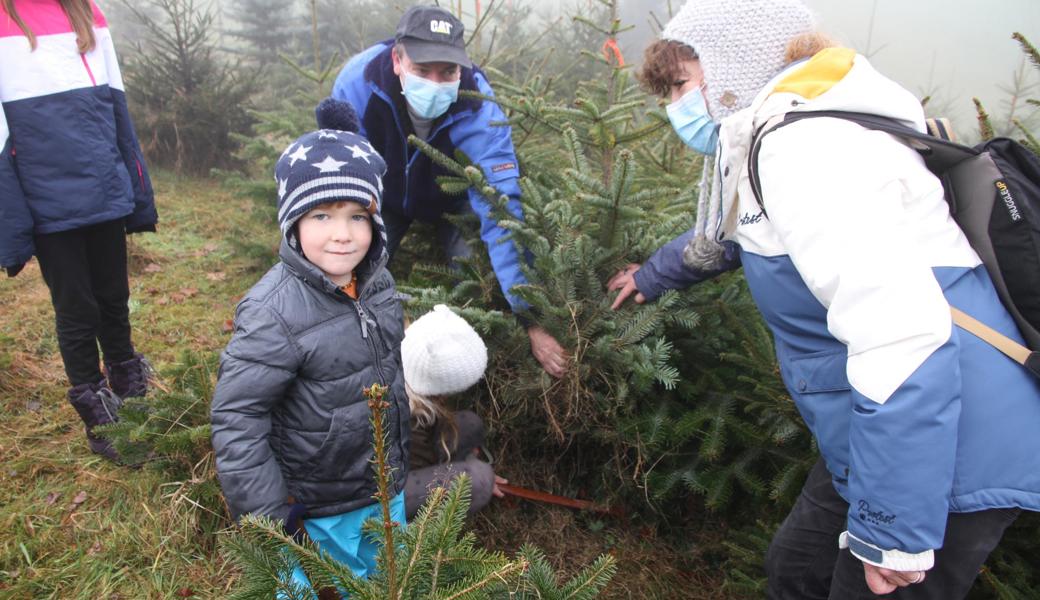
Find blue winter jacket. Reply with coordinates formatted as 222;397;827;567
0;0;156;275
332;42;527;310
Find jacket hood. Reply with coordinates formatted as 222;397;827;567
710;48;926;244
755;47;925;129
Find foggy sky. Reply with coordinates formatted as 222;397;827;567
614;0;1040;135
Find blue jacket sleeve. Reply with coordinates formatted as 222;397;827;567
111;89;157;233
450;72;529;310
634;229;741;300
0;104;34;275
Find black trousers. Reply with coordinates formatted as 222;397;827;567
766;459;1021;599
34;218;135;386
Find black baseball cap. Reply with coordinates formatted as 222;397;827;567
395;5;471;68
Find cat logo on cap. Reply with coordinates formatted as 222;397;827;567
430;20;453;35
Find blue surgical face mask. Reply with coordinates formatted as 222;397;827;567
666;86;719;155
401;72;460;119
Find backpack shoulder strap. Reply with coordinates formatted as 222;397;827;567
951;307;1040;378
747;110;979;216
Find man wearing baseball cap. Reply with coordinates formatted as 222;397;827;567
332;5;568;378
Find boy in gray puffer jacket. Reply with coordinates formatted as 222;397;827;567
211;98;408;588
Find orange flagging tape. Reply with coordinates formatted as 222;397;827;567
601;38;625;67
499;483;624;517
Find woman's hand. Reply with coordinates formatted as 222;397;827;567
863;562;926;595
607;263;646;310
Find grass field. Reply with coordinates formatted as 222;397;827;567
0;172;730;599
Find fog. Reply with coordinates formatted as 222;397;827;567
613;0;1040;136
104;0;1038;138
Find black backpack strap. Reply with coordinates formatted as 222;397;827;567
747;110;979;216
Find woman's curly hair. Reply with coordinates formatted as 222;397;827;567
637;39;698;98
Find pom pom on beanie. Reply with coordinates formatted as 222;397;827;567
402;305;488;396
315;97;361;133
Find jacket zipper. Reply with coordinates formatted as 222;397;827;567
80;54;97;86
353;290;405;465
354;299;385;385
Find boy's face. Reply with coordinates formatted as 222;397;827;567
297;200;373;286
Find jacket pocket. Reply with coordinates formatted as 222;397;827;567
782;349;851;395
780;348;853;483
296;401;373;483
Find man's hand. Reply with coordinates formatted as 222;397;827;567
863;562;926;595
607;263;646;310
528;325;568;378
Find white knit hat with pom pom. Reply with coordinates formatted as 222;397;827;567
661;0;815;120
402;305;488;396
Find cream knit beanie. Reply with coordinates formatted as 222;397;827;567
661;0;815;120
402;305;488;396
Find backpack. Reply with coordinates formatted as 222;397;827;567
746;110;1040;376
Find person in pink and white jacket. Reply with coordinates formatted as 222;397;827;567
1;0;157;462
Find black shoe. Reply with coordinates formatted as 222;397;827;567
67;382;124;462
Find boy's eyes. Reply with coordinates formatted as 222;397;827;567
310;212;329;220
351;214;370;222
672;79;688;89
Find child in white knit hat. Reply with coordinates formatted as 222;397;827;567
401;304;506;519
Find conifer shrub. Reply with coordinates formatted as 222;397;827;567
402;5;814;520
98;350;226;542
120;0;258;175
220;384;617;599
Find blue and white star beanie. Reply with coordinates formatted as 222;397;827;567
275;97;388;254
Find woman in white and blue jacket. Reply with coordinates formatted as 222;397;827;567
1;0;156;461
610;0;1040;598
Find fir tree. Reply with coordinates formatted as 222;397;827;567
222;0;299;64
220;384;616;599
97;350;226;543
120;0;258;174
403;0;811;518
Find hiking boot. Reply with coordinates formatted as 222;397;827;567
105;352;152;399
67;382;124;462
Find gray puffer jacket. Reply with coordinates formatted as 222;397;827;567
211;238;407;523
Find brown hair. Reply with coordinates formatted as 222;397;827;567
637;39;698;98
784;32;838;63
638;32;838;99
2;0;96;53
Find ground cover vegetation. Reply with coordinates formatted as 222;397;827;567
1;0;1039;598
